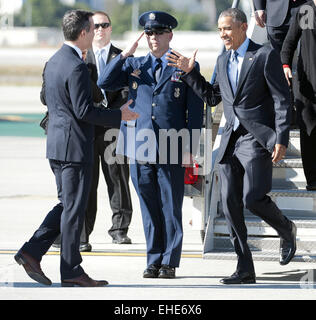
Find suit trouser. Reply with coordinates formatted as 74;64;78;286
218;127;292;274
81;131;133;243
130;162;185;267
300;127;316;185
266;6;300;53
21;159;92;280
267;25;289;53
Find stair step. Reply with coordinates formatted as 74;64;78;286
273;157;303;168
203;251;316;263
213;236;316;253
214;217;316;237
290;129;300;138
269;189;316;213
272;160;306;188
215;217;316;228
270;189;316;197
287;130;301;157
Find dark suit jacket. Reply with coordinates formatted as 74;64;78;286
182;39;291;163
253;0;307;27
44;44;122;163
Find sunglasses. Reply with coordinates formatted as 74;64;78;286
144;30;170;36
94;22;111;29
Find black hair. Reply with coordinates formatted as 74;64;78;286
62;10;94;41
219;8;248;24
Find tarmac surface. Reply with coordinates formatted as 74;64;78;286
1;87;316;302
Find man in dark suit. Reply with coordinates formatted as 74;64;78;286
253;0;307;52
167;8;297;284
80;11;133;250
98;11;203;279
14;9;138;287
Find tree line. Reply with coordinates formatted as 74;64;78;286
14;0;233;35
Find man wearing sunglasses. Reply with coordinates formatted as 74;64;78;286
98;11;203;279
81;11;133;249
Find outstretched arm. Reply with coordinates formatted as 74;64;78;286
166;49;221;107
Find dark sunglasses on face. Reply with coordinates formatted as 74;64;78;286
144;29;170;36
94;22;111;29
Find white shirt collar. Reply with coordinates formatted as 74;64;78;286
64;42;83;59
231;37;250;60
93;42;111;56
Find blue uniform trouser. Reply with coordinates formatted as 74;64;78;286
130;162;185;268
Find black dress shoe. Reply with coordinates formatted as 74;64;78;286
80;243;92;252
220;271;256;285
158;265;176;279
280;222;297;265
111;232;132;244
143;264;161;278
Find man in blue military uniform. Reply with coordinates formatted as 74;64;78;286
98;11;203;278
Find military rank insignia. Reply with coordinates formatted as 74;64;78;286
131;69;141;79
132;81;138;90
174;87;180;98
171;71;183;82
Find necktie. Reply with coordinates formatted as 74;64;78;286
96;49;106;73
95;49;107;106
154;58;162;84
229;51;239;95
229;51;240;131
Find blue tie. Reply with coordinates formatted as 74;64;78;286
96;49;106;73
229;51;240;130
229;51;239;95
95;49;107;105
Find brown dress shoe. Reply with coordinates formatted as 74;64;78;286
61;273;109;287
14;250;52;286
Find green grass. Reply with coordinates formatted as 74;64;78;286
0;113;46;137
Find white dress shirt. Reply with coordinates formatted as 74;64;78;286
93;42;111;74
64;42;82;59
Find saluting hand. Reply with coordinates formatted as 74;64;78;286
121;32;144;59
120;99;139;121
166;49;198;74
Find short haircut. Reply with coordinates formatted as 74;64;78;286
62;10;94;41
93;11;112;25
219;8;247;24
